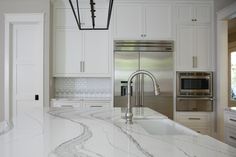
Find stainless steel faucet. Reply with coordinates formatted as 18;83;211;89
125;70;160;124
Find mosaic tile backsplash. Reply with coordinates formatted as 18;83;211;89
54;78;112;98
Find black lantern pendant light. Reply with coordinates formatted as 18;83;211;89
68;0;114;30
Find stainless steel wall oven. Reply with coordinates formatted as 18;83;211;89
177;71;213;97
176;71;214;112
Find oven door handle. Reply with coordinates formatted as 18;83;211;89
177;97;215;101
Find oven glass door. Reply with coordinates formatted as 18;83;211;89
179;76;212;96
181;78;209;90
176;97;213;112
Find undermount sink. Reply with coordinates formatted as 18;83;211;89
135;119;197;135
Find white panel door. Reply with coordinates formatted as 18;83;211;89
195;25;211;69
144;4;172;39
12;23;43;118
176;25;195;70
114;4;143;39
83;30;110;75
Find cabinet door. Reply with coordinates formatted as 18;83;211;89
195;25;211;70
144;4;172;39
80;8;108;29
53;29;83;76
175;4;194;24
83;31;110;76
54;8;77;28
114;4;143;39
176;25;195;70
194;5;211;24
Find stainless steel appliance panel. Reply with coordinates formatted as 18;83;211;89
114;52;139;106
176;97;213;112
140;52;173;95
176;71;213;97
114;52;139;96
114;40;174;119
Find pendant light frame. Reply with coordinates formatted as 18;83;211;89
68;0;114;30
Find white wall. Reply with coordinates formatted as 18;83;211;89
0;0;50;122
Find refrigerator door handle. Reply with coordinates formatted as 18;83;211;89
135;76;139;106
140;74;144;107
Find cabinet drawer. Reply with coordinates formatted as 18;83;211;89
176;113;210;126
51;100;82;108
189;126;211;135
84;101;111;108
224;113;236;128
224;127;236;148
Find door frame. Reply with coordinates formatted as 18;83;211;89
4;13;44;122
216;2;236;140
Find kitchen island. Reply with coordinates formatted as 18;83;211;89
0;107;236;157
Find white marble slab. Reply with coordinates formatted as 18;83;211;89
0;107;236;157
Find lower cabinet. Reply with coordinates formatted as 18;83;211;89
224;110;236;147
175;112;212;136
51;99;111;108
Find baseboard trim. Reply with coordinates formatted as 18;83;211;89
0;121;12;135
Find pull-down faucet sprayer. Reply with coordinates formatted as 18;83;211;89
125;70;160;124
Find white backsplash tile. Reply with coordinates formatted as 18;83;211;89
54;78;112;99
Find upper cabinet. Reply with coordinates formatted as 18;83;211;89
175;4;211;25
113;3;173;40
52;1;111;77
175;2;213;71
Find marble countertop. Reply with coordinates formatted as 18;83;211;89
1;107;236;157
225;107;236;113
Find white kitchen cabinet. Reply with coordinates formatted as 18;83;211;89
175;2;213;70
224;110;236;147
176;24;211;70
175;112;212;136
51;99;111;108
113;3;172;40
175;4;211;25
53;5;111;77
113;4;142;39
83;101;111;108
83;31;110;75
51;99;83;108
53;29;83;75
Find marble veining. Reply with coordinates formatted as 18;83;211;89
1;107;236;157
48;108;236;157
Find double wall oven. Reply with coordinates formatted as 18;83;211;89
176;71;214;112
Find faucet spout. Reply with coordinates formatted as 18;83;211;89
125;70;160;124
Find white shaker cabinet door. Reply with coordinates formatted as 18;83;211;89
194;5;211;24
175;4;194;24
83;31;110;76
144;4;172;39
176;25;195;70
195;25;211;70
114;4;143;39
53;29;83;76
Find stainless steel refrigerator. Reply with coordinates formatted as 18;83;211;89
114;40;174;119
